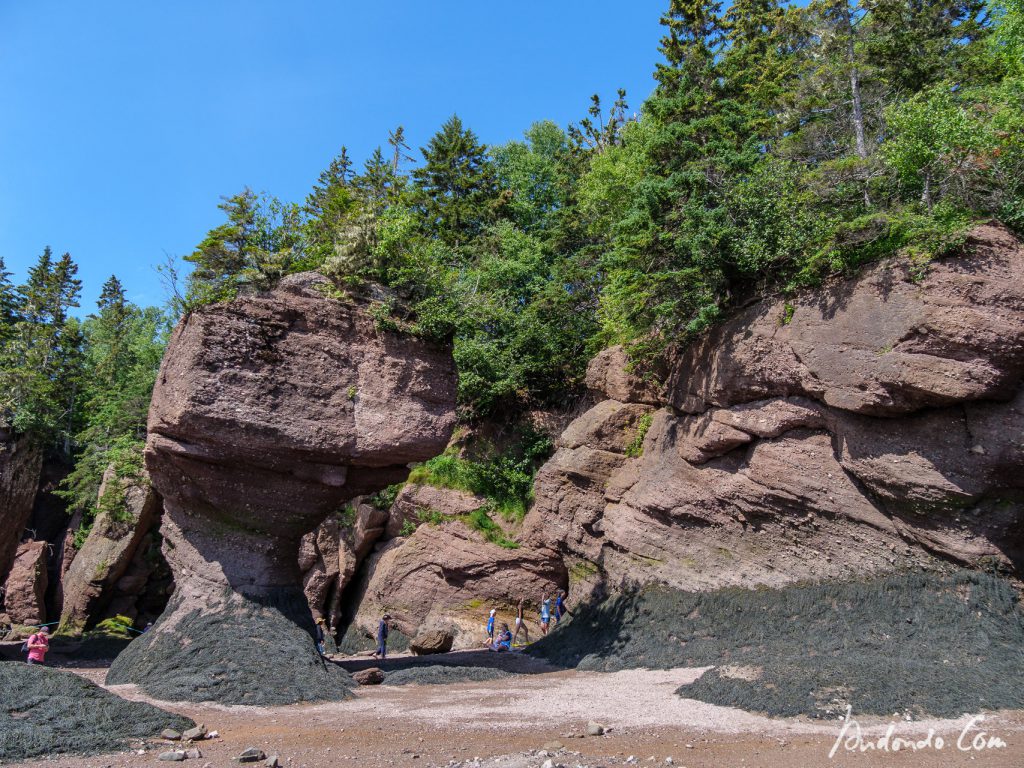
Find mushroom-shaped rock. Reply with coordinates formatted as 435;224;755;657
106;274;457;704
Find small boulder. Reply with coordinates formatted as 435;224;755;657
158;751;185;762
182;724;207;741
161;728;182;741
265;756;281;768
353;667;385;685
409;628;454;655
237;747;267;763
185;747;203;759
586;721;608;736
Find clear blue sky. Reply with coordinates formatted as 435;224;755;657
0;1;665;313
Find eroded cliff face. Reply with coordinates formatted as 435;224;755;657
525;224;1024;600
0;431;42;607
107;273;457;704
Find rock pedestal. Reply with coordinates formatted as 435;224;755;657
4;541;48;625
106;274;457;704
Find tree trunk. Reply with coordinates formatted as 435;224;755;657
839;0;871;207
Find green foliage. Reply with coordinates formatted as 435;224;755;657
93;615;136;639
184;189;304;307
407;428;551;521
461;507;519;549
369;483;403;510
0;248;84;447
416;507;447;526
398;519;417;537
625;412;654;458
334;504;357;527
171;0;1022;412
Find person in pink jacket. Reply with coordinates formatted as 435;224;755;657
26;626;50;665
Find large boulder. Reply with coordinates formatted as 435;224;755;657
3;540;48;625
525;224;1024;595
58;467;161;635
107;273;457;704
0;431;42;593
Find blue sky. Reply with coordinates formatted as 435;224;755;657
0;1;665;313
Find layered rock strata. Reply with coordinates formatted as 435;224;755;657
525;224;1024;597
107;273;457;704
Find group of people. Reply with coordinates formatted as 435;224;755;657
359;591;568;660
484;591;567;652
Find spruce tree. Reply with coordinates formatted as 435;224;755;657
412;115;498;247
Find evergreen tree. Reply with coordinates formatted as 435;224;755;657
0;257;17;344
387;126;413;171
412;115;498;247
0;249;84;449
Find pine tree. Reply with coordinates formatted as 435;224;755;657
412;115;498;247
387;126;413;172
0;257;17;344
305;149;359;268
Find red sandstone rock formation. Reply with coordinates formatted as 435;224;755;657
58;467;161;634
107;273;457;704
3;541;48;625
0;431;42;597
525;224;1024;599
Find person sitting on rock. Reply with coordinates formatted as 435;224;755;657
25;626;50;665
373;614;390;660
489;623;512;652
513;598;530;645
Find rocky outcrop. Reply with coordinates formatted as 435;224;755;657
299;499;389;631
4;541;48;624
0;431;42;597
667;224;1024;416
59;467;162;635
108;273;457;704
526;224;1024;597
347;503;566;648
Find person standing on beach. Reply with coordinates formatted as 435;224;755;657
314;617;326;656
25;626;50;665
374;613;391;660
513;598;530;645
554;591;566;624
540;594;551;635
486;608;496;643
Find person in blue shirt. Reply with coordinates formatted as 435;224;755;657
540;594;551;635
489;623;513;652
486;608;496;642
374;613;391;660
554;592;565;624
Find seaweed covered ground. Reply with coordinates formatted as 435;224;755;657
107;588;355;705
0;660;193;762
336;647;547;686
381;664;511;686
528;569;1024;718
337;624;411;655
